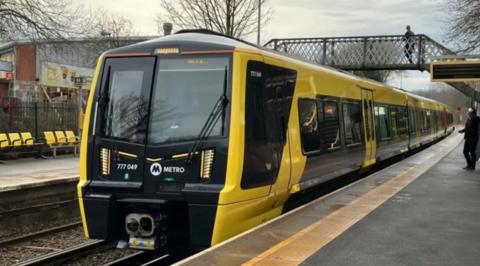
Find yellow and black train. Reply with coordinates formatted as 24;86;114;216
77;30;454;251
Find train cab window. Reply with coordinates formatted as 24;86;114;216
342;102;363;147
299;99;320;152
374;106;391;141
101;57;155;143
148;57;230;144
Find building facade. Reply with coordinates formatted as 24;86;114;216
0;36;154;102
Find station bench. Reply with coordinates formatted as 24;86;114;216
43;130;80;157
0;130;80;158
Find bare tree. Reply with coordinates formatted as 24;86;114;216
446;0;480;53
0;0;88;41
89;8;138;48
157;0;271;39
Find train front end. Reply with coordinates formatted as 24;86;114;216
77;33;234;251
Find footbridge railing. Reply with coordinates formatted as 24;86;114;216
264;35;478;101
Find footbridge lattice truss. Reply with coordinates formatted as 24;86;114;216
264;34;478;101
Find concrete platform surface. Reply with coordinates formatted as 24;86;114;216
302;139;480;266
0;156;79;192
176;133;466;266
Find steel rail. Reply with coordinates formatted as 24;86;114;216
101;251;172;266
101;251;146;266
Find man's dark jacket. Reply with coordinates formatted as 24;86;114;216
460;116;480;142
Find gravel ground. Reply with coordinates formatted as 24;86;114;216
0;226;87;265
0;205;80;241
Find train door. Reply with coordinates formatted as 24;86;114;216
361;88;376;166
241;59;295;194
90;57;155;187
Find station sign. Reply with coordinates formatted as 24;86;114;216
40;62;93;89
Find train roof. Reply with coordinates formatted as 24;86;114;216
105;30;254;55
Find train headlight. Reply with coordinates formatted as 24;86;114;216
126;213;156;237
139;216;155;236
126;216;139;235
200;149;214;181
100;148;111;176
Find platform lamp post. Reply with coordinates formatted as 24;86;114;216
257;0;261;45
74;76;85;137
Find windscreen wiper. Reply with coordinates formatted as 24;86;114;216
186;67;229;164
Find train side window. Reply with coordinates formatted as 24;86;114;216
408;107;416;135
299;99;320;153
374;105;391;141
321;100;341;151
426;110;431;131
342;102;363;147
397;107;408;137
389;106;398;138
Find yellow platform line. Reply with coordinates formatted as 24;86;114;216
243;135;461;266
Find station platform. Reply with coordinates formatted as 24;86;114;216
0;156;79;192
177;132;479;265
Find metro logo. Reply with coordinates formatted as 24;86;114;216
150;163;162;176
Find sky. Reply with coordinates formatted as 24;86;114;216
82;0;451;91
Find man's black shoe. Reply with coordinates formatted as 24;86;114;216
463;166;470;169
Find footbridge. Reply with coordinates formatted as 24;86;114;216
264;34;479;101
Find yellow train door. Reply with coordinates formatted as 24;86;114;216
361;88;376;166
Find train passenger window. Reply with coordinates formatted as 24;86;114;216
298;98;341;154
389;107;398;138
342;102;363;147
417;109;425;133
408;107;416;135
426;110;431;131
396;107;408;137
374;106;391;141
299;99;320;152
321;100;341;151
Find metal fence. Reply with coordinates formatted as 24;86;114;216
0;99;79;138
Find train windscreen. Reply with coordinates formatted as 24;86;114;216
148;57;230;144
100;56;230;145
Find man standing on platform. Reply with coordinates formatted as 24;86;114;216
459;108;480;170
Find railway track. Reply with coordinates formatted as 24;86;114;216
0;221;82;248
0;199;77;218
12;239;109;266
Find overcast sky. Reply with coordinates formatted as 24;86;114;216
83;0;451;91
